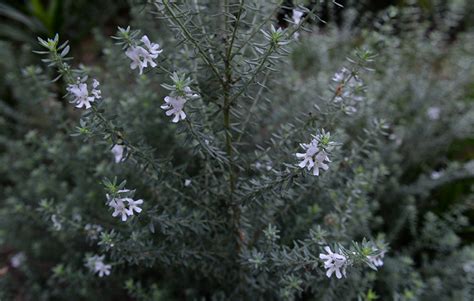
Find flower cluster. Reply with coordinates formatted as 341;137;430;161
106;189;144;222
125;35;163;75
319;246;348;279
296;130;334;176
85;254;111;277
332;67;365;115
161;73;200;123
66;77;101;109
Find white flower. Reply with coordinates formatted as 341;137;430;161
85;255;111;277
91;79;101;99
184;86;199;99
430;170;443;180
367;250;385;267
332;67;350;83
125;35;162;75
296;138;331;176
292;9;304;24
111;144;125;163
106;190;144;221
184;179;192;187
10;252;26;268
463;260;474;273
51;214;62;231
141;35;162;58
427;106;441;120
319;246;348;279
95;261;112;277
161;96;187;123
127;198;143;214
125;46;147;74
110;198;132;222
66;77;101;109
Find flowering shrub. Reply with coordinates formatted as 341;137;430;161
1;1;474;300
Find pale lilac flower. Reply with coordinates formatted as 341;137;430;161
430;171;443;180
161;96;187;123
184;179;192;187
91;79;101;99
125;35;162;75
127;198;143;214
51;214;62;231
292;9;304;24
427;106;441;120
106;190;144;221
184;86;200;99
85;255;111;277
125;46;147;74
95;261;112;277
10;252;26;268
141;35;162;57
110;198;132;222
67;77;101;109
367;250;385;267
296;137;331;176
463;260;474;273
319;246;347;279
332;67;350;83
111;144;125;163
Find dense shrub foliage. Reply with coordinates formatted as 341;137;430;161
1;0;473;300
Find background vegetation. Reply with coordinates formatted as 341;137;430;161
0;0;473;300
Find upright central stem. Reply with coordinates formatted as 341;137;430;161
222;1;243;252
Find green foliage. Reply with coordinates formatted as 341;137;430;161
0;0;473;300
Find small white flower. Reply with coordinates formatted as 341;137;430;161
67;77;101;109
367;250;385;267
141;35;162;58
107;190;144;221
51;214;62;231
184;86;200;99
91;79;101;99
463;260;474;273
95;261;112;277
332;67;350;83
126;198;143;214
85;255;111;277
111;144;125;163
427;106;441;120
125;35;162;75
292;9;304;24
161;96;187;123
10;252;26;268
430;171;443;180
110;198;132;222
344;105;357;115
296;137;331;176
184;179;192;187
319;246;348;279
125;46;147;74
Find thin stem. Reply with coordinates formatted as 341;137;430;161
229;44;274;106
225;0;244;62
162;0;225;88
231;3;281;60
236;71;269;143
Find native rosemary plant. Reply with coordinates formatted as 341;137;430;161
1;0;474;300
